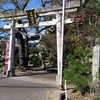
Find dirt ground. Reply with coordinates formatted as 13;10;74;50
45;87;95;100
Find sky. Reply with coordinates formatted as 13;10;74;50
26;0;42;9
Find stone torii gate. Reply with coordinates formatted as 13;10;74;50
0;0;84;87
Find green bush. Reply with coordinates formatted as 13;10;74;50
29;48;41;55
47;55;57;67
63;48;91;95
29;55;42;67
29;48;42;67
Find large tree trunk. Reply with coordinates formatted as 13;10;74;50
16;32;25;70
24;30;29;69
16;20;29;71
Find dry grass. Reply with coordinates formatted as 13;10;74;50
45;90;64;100
45;88;93;100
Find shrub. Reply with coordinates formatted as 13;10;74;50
63;48;91;95
29;55;42;67
47;55;57;67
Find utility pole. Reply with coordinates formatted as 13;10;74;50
60;0;66;89
56;13;62;83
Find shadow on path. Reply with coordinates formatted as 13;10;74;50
15;67;57;77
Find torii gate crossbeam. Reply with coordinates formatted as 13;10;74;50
4;18;74;29
0;0;84;20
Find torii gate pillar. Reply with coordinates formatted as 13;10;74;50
56;13;62;84
6;20;16;77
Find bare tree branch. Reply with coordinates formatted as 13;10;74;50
41;0;52;7
21;0;30;10
0;28;9;34
11;26;40;40
11;0;20;9
11;26;27;37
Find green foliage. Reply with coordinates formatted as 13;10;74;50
74;0;100;47
29;56;42;67
86;0;100;16
40;33;57;67
40;33;56;51
47;55;57;67
0;42;5;67
63;48;91;94
29;48;42;67
29;48;41;55
0;41;5;52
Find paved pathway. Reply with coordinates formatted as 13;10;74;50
14;67;58;86
0;67;62;100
